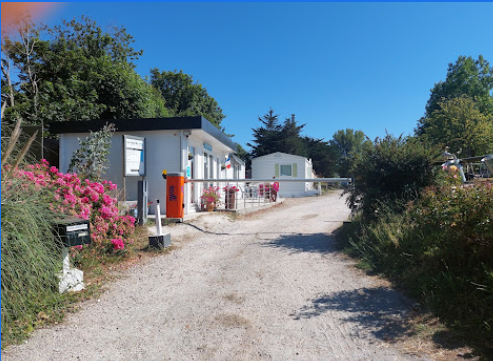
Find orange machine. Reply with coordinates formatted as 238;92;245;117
166;172;185;220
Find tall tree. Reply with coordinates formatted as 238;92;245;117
1;15;170;126
248;109;336;176
247;108;282;158
1;16;41;121
260;107;281;130
419;96;493;157
417;55;493;136
149;69;225;128
279;114;306;155
302;136;338;178
330;129;372;177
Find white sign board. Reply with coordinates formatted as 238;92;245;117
123;135;145;176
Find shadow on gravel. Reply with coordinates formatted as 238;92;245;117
261;233;339;254
294;287;413;342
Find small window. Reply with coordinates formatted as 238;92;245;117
280;164;292;176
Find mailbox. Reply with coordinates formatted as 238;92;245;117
53;218;91;247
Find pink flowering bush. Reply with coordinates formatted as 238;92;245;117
111;238;125;251
5;159;135;253
200;186;221;206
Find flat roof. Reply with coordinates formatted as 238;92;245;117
49;116;237;152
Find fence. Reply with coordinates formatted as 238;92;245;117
189;178;351;212
198;181;279;212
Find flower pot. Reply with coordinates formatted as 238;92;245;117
206;202;215;212
225;191;236;209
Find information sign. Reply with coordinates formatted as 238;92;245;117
123;135;145;176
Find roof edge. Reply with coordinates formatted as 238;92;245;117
48;116;237;151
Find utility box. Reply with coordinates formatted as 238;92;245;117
53;218;91;248
166;172;184;221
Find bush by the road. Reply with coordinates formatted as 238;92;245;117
345;134;438;220
338;182;493;353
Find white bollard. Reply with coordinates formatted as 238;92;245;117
149;199;171;248
155;199;163;236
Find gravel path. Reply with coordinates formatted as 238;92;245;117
2;191;431;361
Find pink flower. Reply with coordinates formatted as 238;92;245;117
100;206;115;219
111;238;125;250
93;183;104;194
102;194;114;206
50;166;58;173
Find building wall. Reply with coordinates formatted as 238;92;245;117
60;129;233;215
60;131;180;205
251;152;313;198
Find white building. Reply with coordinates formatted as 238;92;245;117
223;154;245;181
251;152;318;198
50;116;241;215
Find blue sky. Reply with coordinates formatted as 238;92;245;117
34;2;493;150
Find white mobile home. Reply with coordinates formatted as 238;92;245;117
251;152;318;198
50;116;238;215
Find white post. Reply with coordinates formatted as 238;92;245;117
58;247;84;293
62;247;70;273
155;199;163;236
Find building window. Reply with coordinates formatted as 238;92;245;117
280;164;292;176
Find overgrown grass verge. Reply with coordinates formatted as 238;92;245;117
1;219;165;348
1;175;63;346
337;183;493;360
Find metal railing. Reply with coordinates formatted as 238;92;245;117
188;178;351;212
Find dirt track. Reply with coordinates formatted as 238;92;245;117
2;191;431;360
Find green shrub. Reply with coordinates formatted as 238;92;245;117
1;174;63;344
338;182;493;351
345;134;438;220
408;184;493;330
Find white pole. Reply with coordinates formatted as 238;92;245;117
155;199;163;236
62;247;70;274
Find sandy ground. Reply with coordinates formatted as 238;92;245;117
2;191;432;361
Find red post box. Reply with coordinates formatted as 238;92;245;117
166;172;184;220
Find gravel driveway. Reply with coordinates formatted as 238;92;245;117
2;191;431;361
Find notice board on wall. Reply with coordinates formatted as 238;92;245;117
123;135;146;176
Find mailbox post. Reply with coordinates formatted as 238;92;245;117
53;218;91;293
